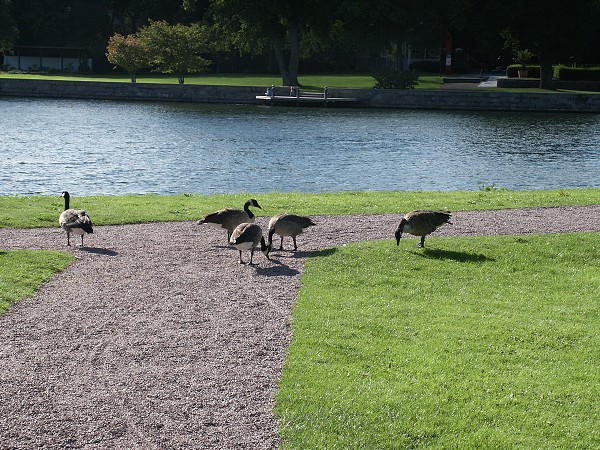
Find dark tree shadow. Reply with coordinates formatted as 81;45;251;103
80;247;119;256
254;248;338;276
412;248;494;263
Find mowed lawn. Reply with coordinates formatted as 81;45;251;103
0;72;443;90
2;188;600;228
0;250;73;314
276;233;600;449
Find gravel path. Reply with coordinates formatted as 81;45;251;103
1;206;599;449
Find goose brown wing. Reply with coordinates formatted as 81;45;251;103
405;210;449;234
230;222;261;245
60;209;93;232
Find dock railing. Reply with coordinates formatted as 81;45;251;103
256;85;357;107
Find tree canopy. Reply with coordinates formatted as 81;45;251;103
137;20;211;83
0;0;19;53
106;33;149;82
3;0;600;89
496;0;600;88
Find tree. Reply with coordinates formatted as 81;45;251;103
106;0;200;35
137;19;210;83
336;0;434;67
199;0;337;86
106;33;149;81
10;0;111;47
0;0;18;53
494;0;600;89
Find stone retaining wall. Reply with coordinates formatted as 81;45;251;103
497;77;600;92
0;79;265;104
2;78;600;112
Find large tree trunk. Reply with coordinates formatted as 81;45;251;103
271;21;300;87
272;36;289;84
286;20;300;86
539;56;554;90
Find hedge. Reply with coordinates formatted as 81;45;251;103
507;64;540;78
556;66;600;81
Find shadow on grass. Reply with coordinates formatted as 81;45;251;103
413;248;494;263
305;248;338;259
254;248;338;276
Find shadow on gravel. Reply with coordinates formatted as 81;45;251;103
304;248;338;259
414;248;493;263
80;247;119;256
255;261;300;277
268;249;316;259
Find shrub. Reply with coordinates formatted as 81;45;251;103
373;68;419;89
507;64;540;78
556;66;600;81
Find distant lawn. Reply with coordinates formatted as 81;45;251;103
0;250;73;314
276;233;600;449
1;188;599;229
0;71;443;90
4;71;596;93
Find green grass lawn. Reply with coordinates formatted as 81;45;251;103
4;71;596;93
0;71;442;90
2;188;600;229
276;233;600;449
0;250;73;313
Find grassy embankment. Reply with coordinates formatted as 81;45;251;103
1;189;599;448
2;188;600;229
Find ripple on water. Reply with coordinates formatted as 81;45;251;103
1;99;600;195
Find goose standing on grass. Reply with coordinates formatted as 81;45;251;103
197;199;262;241
395;210;451;248
229;222;270;265
267;213;315;256
59;191;93;247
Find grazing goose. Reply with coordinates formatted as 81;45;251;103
229;222;270;265
395;210;451;248
267;213;315;255
59;191;93;247
197;199;262;241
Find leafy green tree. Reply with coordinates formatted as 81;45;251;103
106;33;149;81
137;19;211;83
0;0;19;53
197;0;337;86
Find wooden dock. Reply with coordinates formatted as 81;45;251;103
256;86;359;107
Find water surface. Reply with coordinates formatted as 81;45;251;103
1;98;599;195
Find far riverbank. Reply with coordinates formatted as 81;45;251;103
2;78;600;112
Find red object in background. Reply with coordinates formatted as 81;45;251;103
444;32;452;75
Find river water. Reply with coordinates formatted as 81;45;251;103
1;97;599;195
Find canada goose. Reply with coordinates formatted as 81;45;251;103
229;222;270;265
197;199;262;241
267;214;315;255
59;191;93;246
395;210;451;247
